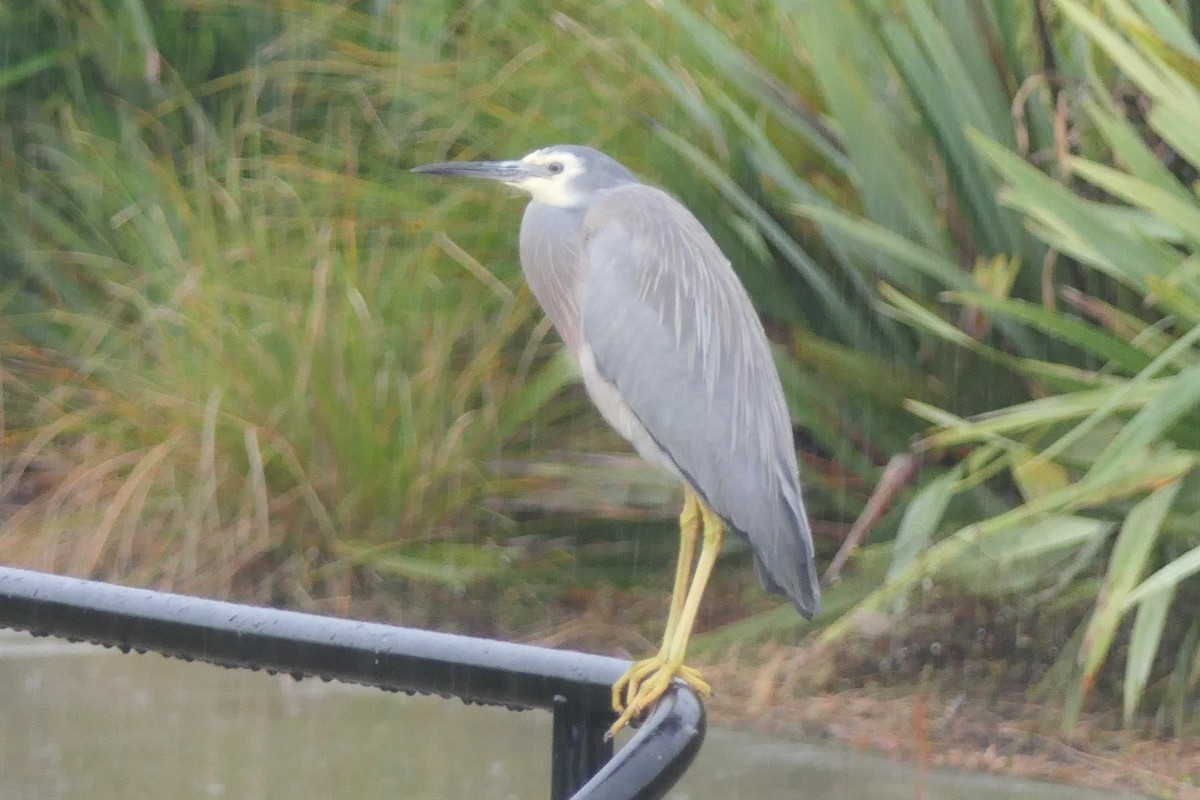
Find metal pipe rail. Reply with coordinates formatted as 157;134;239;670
0;565;705;800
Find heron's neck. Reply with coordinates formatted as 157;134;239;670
519;201;588;356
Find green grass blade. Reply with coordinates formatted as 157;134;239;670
1123;582;1174;723
1163;620;1200;733
880;284;1113;392
1124;0;1200;58
887;463;963;579
1122;542;1200;609
939;291;1155;374
0;49;68;91
1057;0;1172;93
1068;157;1200;249
795;204;972;291
945;514;1114;595
1085;99;1195;202
1037;323;1200;464
1079;479;1182;694
1147;102;1200;171
1089;363;1200;481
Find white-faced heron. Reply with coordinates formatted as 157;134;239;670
413;144;819;737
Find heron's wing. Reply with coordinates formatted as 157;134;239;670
579;184;819;617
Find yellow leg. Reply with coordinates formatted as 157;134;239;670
666;491;702;635
610;489;701;715
607;493;724;739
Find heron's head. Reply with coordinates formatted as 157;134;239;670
412;145;636;208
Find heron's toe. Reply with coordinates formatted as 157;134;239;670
676;665;712;696
611;655;667;713
606;660;711;740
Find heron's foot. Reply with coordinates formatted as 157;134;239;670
606;657;711;739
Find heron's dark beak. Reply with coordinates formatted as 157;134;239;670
411;159;543;183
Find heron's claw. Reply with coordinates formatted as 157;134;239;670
606;657;711;739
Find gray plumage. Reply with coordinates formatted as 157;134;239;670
413;144;819;618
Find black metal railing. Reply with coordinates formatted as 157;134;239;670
0;565;704;800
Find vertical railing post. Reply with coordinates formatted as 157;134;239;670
551;695;613;800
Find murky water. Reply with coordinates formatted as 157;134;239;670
0;630;1140;800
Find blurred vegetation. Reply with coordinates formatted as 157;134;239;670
631;0;1200;733
3;0;1200;730
0;0;671;600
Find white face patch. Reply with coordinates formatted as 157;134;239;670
505;149;586;207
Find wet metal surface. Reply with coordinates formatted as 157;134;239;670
0;565;704;800
0;565;625;710
0;631;1143;800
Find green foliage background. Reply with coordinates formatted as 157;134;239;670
3;0;1200;729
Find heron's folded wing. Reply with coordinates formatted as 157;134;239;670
578;184;819;617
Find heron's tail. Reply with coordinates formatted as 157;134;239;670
750;483;820;618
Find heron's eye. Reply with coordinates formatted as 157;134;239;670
548;161;564;175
